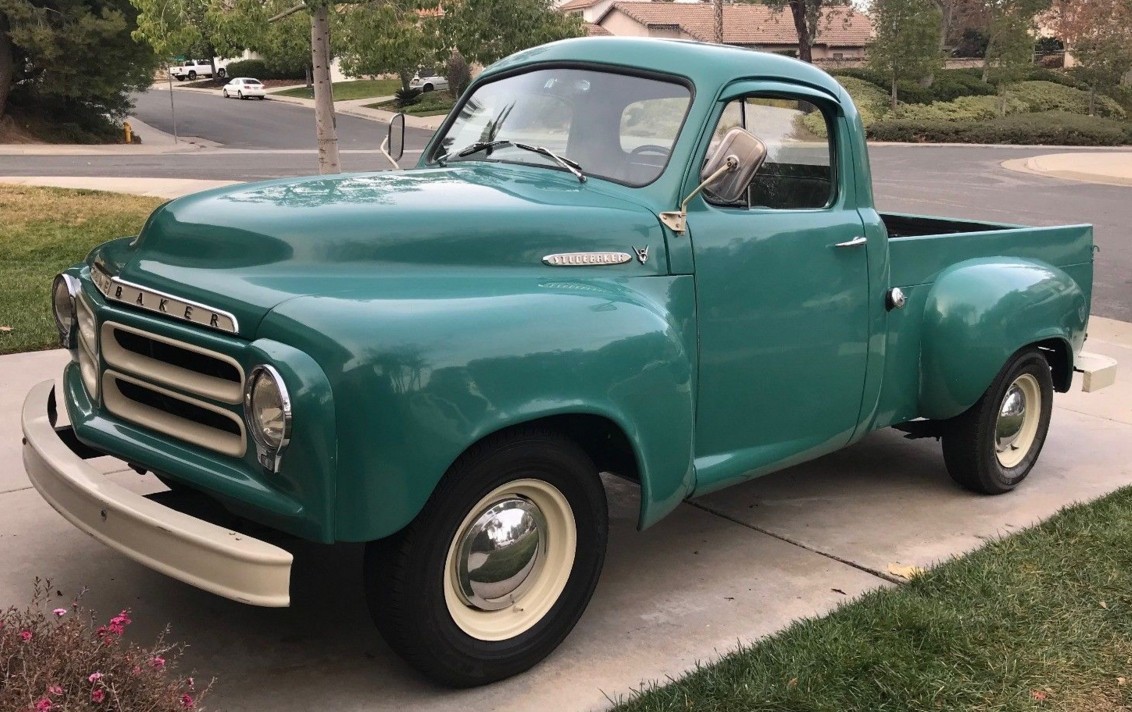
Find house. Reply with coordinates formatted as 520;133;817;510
570;1;873;62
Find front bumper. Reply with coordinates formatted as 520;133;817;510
22;380;293;607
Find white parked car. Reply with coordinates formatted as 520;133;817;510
409;73;448;92
171;60;224;81
222;77;266;100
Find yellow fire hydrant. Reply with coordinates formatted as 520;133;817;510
123;121;133;144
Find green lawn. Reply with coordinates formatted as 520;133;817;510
273;78;401;101
0;186;162;354
615;486;1132;711
368;91;456;117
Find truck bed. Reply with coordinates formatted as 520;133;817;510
881;213;1021;239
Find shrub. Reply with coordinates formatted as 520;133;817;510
0;580;210;711
831;68;888;91
892;94;1028;122
394;86;422;108
1009;80;1126;119
223;59;304;81
445;52;472;98
869;110;1132;145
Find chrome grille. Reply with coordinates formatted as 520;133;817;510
76;295;99;399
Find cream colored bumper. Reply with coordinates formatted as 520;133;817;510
21;380;292;607
1076;351;1118;392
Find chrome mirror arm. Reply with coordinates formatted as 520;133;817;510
659;155;738;235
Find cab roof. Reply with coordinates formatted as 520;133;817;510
480;36;844;98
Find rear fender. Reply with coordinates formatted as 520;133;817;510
919;258;1087;420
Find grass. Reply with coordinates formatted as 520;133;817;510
368;91;456;117
273;78;401;101
613;486;1132;711
0;186;162;354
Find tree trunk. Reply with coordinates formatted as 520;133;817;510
714;0;724;44
788;0;813;63
310;4;340;174
0;17;13;120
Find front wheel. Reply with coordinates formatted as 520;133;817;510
188;71;197;80
365;429;608;687
942;348;1054;494
222;89;228;98
216;68;226;78
238;90;243;99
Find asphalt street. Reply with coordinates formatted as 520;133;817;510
132;87;436;151
1;89;1128;321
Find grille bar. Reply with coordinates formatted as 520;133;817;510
102;370;247;458
101;322;244;405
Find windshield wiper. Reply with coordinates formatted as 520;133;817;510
514;143;586;183
434;140;512;165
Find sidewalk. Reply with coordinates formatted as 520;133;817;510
1001;151;1132;187
0;116;216;156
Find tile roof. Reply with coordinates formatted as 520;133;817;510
605;2;873;47
585;22;613;36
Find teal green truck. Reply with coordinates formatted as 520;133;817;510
22;37;1118;686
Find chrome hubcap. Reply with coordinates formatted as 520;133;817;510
995;383;1027;453
454;497;547;611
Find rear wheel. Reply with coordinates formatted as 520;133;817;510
217;68;226;78
188;70;197;80
222;89;228;98
365;429;608;687
423;83;433;92
942;348;1054;494
238;90;243;99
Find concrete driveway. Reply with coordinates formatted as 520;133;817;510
1;318;1128;710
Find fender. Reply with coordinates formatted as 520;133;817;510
258;274;698;541
919;258;1088;420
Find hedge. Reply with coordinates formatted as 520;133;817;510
868;110;1132;145
223;59;304;81
1008;80;1126;120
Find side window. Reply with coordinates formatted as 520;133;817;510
706;96;835;210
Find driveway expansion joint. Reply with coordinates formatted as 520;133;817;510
686;500;906;585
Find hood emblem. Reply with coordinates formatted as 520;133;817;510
634;246;649;264
542;252;632;267
91;264;239;333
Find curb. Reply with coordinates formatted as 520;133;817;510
1000;154;1132;187
266;92;444;131
869;141;1132;150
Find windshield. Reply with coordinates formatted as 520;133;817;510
430;68;691;187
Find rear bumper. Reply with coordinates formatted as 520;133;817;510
1075;350;1117;392
22;380;293;607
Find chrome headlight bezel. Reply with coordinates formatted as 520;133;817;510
244;364;292;472
52;273;80;349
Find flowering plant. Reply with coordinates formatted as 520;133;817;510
0;579;210;711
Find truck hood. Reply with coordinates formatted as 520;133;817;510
107;165;668;338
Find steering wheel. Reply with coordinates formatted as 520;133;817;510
629;144;671;159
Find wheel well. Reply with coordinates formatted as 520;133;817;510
1034;338;1072;392
477;414;641;483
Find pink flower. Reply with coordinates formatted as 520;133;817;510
34;699;53;711
19;630;32;642
180;694;194;708
90;689;105;703
149;655;166;670
52;608;67;617
88;672;102;683
48;685;63;696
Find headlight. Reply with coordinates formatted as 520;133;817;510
52;273;80;348
245;365;292;471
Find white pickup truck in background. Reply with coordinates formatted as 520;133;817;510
170;60;225;81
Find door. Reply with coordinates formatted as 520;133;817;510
690;93;870;492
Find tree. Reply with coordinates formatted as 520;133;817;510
336;0;442;92
208;0;310;75
868;0;942;107
1056;0;1132;114
0;0;158;133
440;0;584;66
132;0;220;76
979;0;1048;92
736;0;852;64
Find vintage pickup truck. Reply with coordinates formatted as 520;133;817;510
23;37;1118;686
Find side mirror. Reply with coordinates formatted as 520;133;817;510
700;128;767;204
382;113;405;169
659;127;768;234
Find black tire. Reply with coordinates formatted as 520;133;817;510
238;90;243;99
423;83;433;92
942;348;1054;494
222;89;228;98
366;429;608;687
217;68;226;78
257;96;265;100
175;76;184;82
188;71;197;80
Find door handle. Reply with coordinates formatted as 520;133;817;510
834;236;868;248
